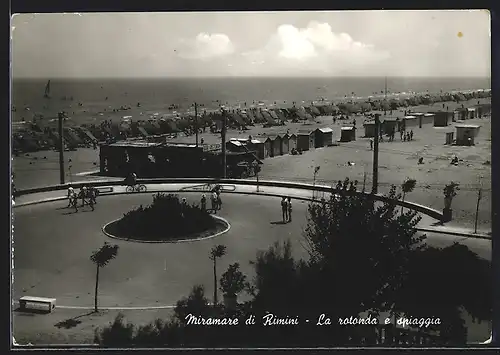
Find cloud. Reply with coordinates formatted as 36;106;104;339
243;22;391;75
176;32;234;60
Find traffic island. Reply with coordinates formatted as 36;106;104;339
102;193;230;243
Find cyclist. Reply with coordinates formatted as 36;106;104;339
125;172;138;187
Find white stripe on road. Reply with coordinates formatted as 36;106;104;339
57;305;176;310
74;170;100;176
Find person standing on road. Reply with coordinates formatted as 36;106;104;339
211;191;218;213
287;197;292;223
80;186;88;207
89;186;98;205
201;194;207;212
216;189;222;210
88;189;95;211
67;185;74;207
281;197;288;223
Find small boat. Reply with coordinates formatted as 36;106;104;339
43;80;51;99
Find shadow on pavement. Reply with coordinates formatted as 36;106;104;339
270;221;287;225
13;307;50;316
54;311;95;329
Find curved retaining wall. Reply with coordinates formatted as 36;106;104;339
14;178;444;221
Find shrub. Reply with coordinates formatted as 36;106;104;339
114;193;217;241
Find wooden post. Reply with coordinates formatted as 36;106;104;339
474;188;482;234
58;112;65;185
372;114;380;194
221;110;227;179
194;102;199;147
256;165;260;192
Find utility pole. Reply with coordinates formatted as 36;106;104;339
384;76;388;116
58;112;65;185
372;113;380;194
194;102;199;147
474;188;482;234
221;109;227;179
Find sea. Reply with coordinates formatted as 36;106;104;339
11;77;491;123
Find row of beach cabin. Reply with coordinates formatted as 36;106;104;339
226;127;336;160
363;102;491;138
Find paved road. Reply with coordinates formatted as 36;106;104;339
13;189;491;309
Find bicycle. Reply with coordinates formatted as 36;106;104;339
126;184;147;193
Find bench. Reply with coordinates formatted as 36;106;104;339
96;187;113;194
19;296;56;313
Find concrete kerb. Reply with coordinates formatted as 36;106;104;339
14;191;487;239
15;178;444;220
102;215;231;244
14;189;490;241
415;227;491;240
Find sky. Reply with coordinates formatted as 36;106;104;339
11;10;491;78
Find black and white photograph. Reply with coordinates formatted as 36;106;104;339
11;10;493;347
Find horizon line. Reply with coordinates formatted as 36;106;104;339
12;75;492;80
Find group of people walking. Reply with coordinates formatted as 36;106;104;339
67;185;98;212
400;129;414;142
369;128;415;149
200;184;223;213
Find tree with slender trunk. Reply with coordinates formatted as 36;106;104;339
209;244;227;305
401;178;417;214
90;242;119;312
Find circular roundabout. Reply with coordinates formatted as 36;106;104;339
12;185;491;310
13;190;312;308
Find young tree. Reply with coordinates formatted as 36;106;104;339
302;178;426;318
400;178;417;214
90;242;119;312
209;244;227;305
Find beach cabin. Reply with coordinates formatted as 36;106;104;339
467;107;476;120
382;118;400;134
271;135;282;156
456;108;468;120
363;120;377;138
263;136;273;158
402;116;419;130
432;111;451;127
444;130;455;145
288;133;297;151
340;126;356;142
412;113;424;128
455;124;481;146
297;130;315;151
419;113;434;127
314;127;334;147
280;134;290;155
252;139;265;160
479;103;491;117
226;140;246;153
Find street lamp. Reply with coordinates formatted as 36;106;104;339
313;166;320;200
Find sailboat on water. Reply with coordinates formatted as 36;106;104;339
43;80;51;99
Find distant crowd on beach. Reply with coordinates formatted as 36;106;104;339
11;88;490;156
